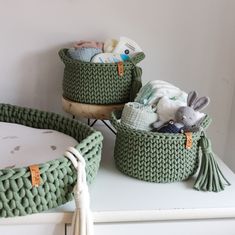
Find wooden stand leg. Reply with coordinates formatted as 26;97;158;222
62;97;122;135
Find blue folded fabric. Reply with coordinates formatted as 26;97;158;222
68;47;102;62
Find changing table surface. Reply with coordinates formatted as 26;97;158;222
0;122;78;168
56;126;235;215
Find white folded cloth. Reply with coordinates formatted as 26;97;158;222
121;102;158;131
135;80;187;105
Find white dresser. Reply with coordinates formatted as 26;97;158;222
0;125;235;235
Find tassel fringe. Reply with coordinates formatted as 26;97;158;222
194;134;230;192
65;147;94;235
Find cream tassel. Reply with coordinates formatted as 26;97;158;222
65;147;94;235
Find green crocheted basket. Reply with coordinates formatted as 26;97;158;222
59;49;145;105
0;103;103;218
111;111;211;183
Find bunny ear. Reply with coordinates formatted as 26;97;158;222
187;91;198;107
193;97;210;111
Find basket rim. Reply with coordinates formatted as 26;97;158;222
111;110;212;140
0;103;103;175
59;48;140;67
0;103;103;218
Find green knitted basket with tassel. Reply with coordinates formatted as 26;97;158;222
59;49;145;105
0;103;103;218
111;111;230;192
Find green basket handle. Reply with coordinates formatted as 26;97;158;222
129;52;145;65
130;66;142;101
199;115;212;130
128;52;145;101
58;48;75;65
110;111;123;130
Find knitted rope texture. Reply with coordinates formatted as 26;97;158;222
111;111;211;183
59;49;144;105
0;104;103;218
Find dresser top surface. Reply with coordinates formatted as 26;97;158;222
54;125;235;213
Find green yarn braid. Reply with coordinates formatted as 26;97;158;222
0;103;103;218
129;66;142;102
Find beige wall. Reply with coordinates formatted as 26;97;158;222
0;0;235;168
225;88;235;171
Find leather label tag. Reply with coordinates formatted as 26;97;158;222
118;62;124;77
185;132;193;149
29;165;41;187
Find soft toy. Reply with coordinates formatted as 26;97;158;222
153;96;187;129
153;91;210;133
174;91;210;132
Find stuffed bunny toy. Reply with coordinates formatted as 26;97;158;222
153;91;210;133
174;91;210;132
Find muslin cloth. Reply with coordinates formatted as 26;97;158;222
135;80;187;105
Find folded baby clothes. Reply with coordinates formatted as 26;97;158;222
121;102;158;131
103;39;118;53
91;53;129;63
74;40;104;50
68;47;102;62
135;80;187;105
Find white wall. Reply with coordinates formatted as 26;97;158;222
225;87;235;171
0;0;235;167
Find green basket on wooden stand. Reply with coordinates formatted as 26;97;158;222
59;49;145;105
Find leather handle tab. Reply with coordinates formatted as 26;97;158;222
29;165;41;187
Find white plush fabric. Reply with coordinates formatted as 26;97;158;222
157;96;187;124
